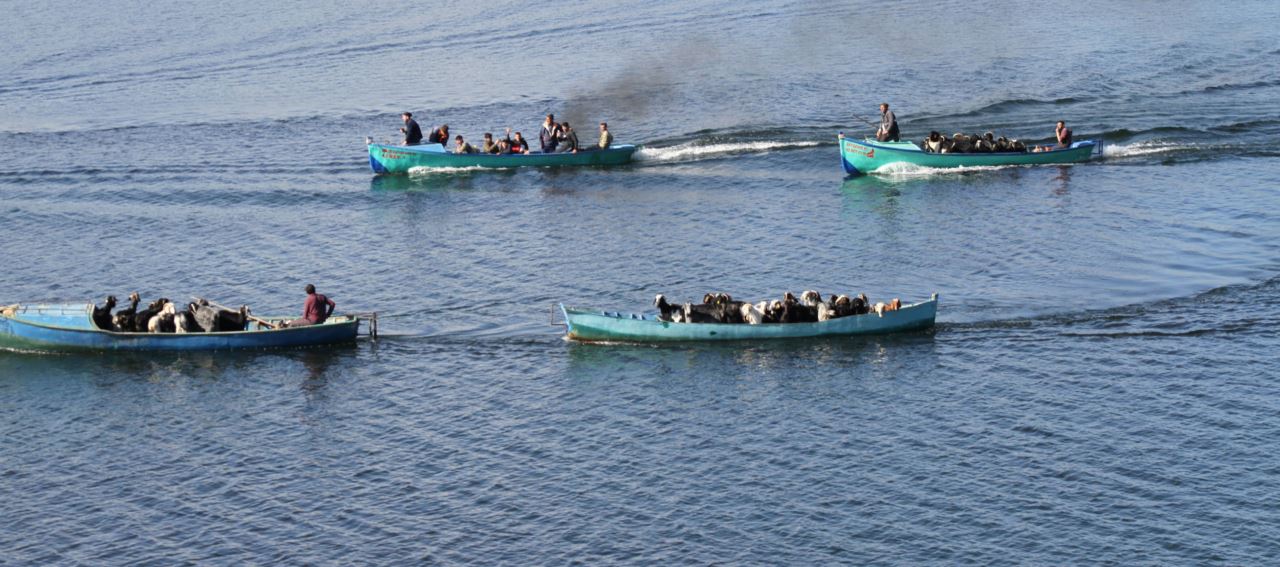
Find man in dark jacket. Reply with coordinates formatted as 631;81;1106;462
539;114;559;153
400;112;423;145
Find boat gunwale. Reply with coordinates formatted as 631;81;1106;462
2;304;360;337
370;142;638;156
563;298;934;327
840;136;1098;157
560;295;938;342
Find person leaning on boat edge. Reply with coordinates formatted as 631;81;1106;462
876;103;899;142
400;112;423;146
282;284;335;328
428;124;449;146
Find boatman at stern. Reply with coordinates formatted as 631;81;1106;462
283;284;335;328
1055;120;1073;148
876;103;899;142
400;112;423;146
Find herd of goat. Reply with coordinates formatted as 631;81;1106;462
91;293;250;333
919;131;1030;154
653;291;902;324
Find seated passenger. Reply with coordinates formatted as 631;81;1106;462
480;132;500;154
558;122;579;153
453;135;476;154
511;131;531;154
1055;120;1073;148
598;122;613;150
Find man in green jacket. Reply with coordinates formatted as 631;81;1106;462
598;122;613;149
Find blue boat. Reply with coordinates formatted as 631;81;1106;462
559;294;938;343
0;303;365;352
368;142;638;174
839;134;1100;175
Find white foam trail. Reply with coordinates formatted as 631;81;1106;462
1102;141;1190;158
872;162;1016;176
407;165;509;175
634;140;821;163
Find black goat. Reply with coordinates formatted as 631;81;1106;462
134;298;169;332
112;292;140;331
654;294;682;322
92;295;117;330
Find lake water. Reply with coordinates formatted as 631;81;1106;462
2;1;1280;564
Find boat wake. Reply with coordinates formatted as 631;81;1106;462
634;140;821;164
1101;141;1196;158
870;162;1020;176
943;274;1280;339
407;165;511;175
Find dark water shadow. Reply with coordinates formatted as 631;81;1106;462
1051;165;1073;198
562;330;939;380
368;170;518;192
840;176;904;223
0;344;361;387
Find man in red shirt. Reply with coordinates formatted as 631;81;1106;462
285;284;335;328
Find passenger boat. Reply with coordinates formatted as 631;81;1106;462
558;294;937;343
368;141;638;173
0;303;366;352
838;134;1100;175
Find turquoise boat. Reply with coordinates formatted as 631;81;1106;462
0;303;366;352
559;294;937;343
368;142;637;173
838;134;1100;175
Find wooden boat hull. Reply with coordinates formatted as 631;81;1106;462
838;136;1098;175
368;142;637;173
560;295;937;343
0;303;361;352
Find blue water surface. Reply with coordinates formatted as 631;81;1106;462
2;1;1279;564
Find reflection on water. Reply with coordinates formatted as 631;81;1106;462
0;345;359;389
369;164;529;192
563;331;939;379
1052;165;1073;198
840;176;903;229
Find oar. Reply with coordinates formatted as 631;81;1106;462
851;113;880;130
193;297;280;330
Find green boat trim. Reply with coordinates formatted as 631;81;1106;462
368;142;637;174
559;294;938;343
838;135;1100;175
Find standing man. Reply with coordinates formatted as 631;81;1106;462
285;284;335;328
598;122;613;150
539;114;559;153
876;103;899;142
400;112;423;146
1055;120;1073;148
